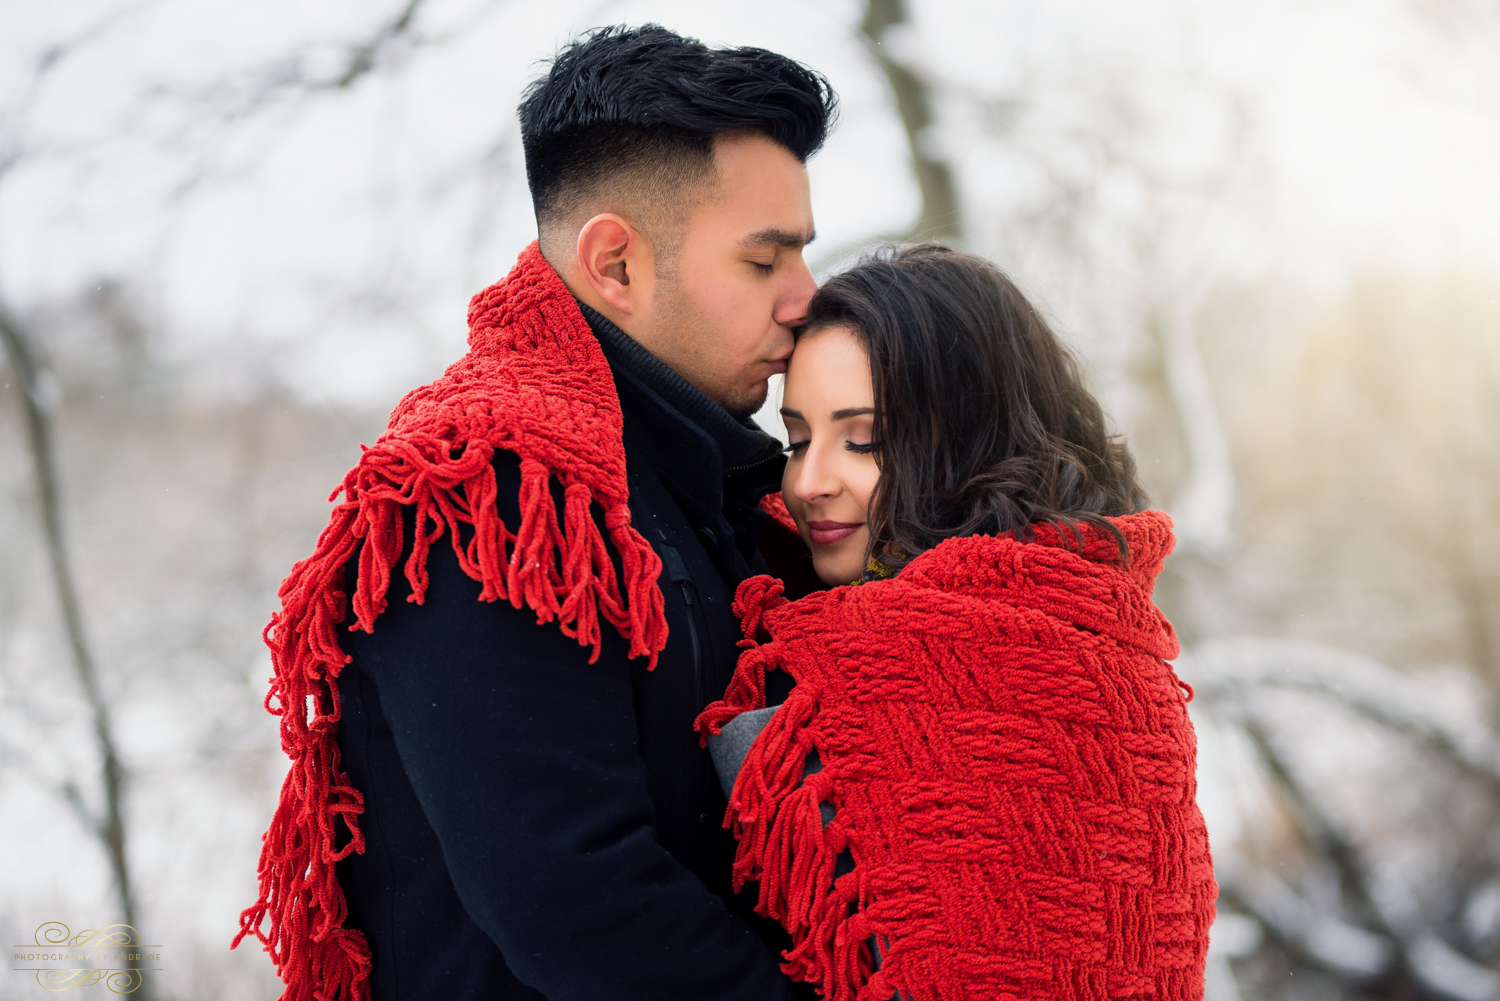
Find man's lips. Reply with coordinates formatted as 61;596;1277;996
806;520;863;546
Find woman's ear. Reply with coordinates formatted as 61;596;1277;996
575;214;652;317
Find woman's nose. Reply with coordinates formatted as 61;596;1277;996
791;445;842;504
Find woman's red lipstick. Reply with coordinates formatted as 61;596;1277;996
806;520;863;546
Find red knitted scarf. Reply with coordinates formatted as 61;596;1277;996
233;243;668;1001
696;511;1216;1001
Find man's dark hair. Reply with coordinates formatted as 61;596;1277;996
518;25;836;241
802;243;1149;568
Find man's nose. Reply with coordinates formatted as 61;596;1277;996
773;256;818;328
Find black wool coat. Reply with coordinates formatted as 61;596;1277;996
334;304;807;1001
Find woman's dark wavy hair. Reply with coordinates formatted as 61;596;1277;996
802;243;1148;567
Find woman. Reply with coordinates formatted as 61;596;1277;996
697;244;1215;1001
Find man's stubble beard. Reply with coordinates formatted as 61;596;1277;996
652;269;768;422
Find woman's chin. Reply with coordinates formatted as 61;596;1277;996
811;546;867;586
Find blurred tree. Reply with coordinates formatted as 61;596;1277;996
0;3;432;996
1239;278;1500;706
860;0;963;242
0;298;142;985
0;30;149;991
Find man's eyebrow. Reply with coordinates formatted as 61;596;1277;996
742;228;816;250
831;407;875;420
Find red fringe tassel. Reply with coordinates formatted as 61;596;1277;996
234;244;667;1001
234;432;666;1000
695;577;879;1001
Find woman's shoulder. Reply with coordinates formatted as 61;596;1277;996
750;510;1179;660
897;510;1176;591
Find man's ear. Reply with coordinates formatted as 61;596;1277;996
575;214;652;317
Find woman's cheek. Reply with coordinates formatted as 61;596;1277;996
781;465;809;537
849;456;880;517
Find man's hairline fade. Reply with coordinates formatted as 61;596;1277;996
520;24;836;267
535;130;726;272
536;130;818;271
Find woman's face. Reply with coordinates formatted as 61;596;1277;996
780;324;881;585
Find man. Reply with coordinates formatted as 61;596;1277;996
234;24;836;1001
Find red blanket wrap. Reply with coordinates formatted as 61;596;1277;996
233;242;668;1001
696;510;1216;1001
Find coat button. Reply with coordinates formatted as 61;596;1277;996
697;526;718;550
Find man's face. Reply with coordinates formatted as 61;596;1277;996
643;133;817;419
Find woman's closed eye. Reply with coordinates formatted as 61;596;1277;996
784;438;874;455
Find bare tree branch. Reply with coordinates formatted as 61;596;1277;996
860;0;963;242
1197;674;1500;801
328;0;426;89
229;0;430;113
1233;705;1429;997
1448;528;1500;723
0;296;146;995
1153;301;1235;555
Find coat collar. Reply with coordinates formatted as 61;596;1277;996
578;301;784;478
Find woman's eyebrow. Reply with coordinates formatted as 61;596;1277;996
779;407;805;420
830;407;875;420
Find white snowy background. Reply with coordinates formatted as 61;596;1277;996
2;1;1500;998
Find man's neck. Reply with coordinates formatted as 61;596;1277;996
576;301;781;475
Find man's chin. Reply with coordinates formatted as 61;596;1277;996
723;380;770;422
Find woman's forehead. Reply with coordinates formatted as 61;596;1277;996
783;325;872;416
